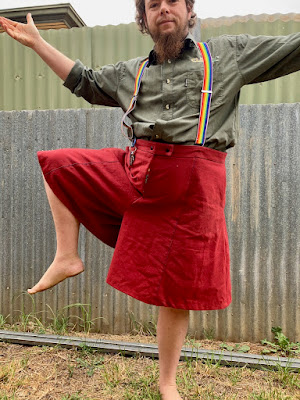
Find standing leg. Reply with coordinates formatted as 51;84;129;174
28;178;84;294
157;306;190;400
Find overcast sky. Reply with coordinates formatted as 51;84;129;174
0;0;299;26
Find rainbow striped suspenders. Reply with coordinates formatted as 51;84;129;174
121;42;213;148
121;59;149;141
195;42;213;146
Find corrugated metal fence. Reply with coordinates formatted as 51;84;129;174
1;104;299;342
0;14;299;111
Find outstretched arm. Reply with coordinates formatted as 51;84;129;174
235;33;300;85
0;13;75;81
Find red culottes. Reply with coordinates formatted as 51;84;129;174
38;139;231;310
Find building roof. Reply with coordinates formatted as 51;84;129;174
0;3;86;32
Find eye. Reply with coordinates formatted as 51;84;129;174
150;2;158;8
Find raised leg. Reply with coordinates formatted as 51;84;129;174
157;306;190;400
28;178;84;294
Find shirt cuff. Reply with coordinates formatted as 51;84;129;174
63;59;84;92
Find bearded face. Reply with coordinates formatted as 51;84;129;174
144;0;192;64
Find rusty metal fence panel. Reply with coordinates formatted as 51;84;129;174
0;104;299;342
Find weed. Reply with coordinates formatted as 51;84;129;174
261;327;300;356
20;355;29;369
220;342;251;353
71;303;99;334
122;363;160;400
272;363;300;389
202;352;224;369
67;363;75;378
47;304;72;335
124;388;161;400
13;292;46;333
249;389;293;399
226;366;244;385
78;343;97;355
75;357;99;377
129;311;157;337
0;368;10;384
49;303;101;334
0;314;9;329
0;394;17;400
184;335;202;348
203;327;215;340
75;345;104;377
102;363;121;388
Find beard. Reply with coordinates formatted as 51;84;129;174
150;22;188;64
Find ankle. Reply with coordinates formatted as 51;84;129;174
54;252;80;261
159;381;177;392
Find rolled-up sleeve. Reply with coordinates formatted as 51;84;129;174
63;59;122;107
236;33;300;85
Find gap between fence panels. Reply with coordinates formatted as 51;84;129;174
0;330;299;372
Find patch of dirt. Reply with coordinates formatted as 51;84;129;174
0;339;299;400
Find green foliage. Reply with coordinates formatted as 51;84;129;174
47;305;71;335
75;344;105;377
202;328;215;340
219;343;250;353
129;312;157;337
0;314;9;330
261;327;300;356
249;389;294;399
273;363;300;389
69;303;101;334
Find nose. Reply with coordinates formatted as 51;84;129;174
160;0;170;14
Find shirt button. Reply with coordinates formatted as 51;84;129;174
165;104;170;110
166;79;170;84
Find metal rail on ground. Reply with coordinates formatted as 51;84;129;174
0;330;299;371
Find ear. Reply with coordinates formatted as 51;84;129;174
186;4;192;20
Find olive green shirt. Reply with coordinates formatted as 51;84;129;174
64;32;300;151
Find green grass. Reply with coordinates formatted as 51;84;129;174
0;304;300;399
0;342;299;400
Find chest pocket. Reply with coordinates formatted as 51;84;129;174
186;56;224;110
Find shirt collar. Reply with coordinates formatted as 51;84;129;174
148;32;198;66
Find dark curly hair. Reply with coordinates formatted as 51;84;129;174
135;0;197;34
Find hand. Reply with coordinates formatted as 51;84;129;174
0;13;41;48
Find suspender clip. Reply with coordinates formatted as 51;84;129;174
130;136;137;166
131;137;137;147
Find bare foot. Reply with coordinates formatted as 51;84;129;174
28;254;84;294
160;385;182;400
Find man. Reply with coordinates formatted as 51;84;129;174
0;1;299;399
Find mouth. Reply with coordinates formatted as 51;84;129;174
158;20;174;25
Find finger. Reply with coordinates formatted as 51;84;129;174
0;20;14;36
0;22;10;35
26;13;34;25
0;16;18;27
4;25;19;40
